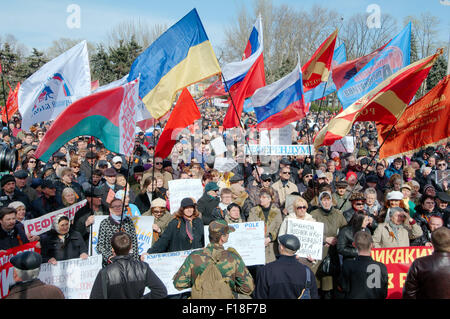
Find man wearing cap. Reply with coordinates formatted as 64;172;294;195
80;150;97;180
98;167;123;209
0;174;32;212
272;167;298;213
112;155;127;176
173;220;254;298
30;180;63;218
332;180;352;213
142;156;173;189
254;234;319;299
435;192;450;228
4;251;65;299
197;182;221;225
14;170;38;203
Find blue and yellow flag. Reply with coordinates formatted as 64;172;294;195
128;9;221;119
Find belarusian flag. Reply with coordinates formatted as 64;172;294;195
35;79;140;162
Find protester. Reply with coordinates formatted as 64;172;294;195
40;214;88;264
8;201;29;222
403;227;450;299
4;251;65;299
146;197;204;254
339;231;388;299
197;181;220;225
255;234;319;299
173;220;254;298
142;198;172;245
278;196;315;236
90;232;167;299
0;207;31;251
337;212;372;260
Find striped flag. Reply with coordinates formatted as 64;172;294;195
313;50;442;150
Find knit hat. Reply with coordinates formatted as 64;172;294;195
1;174;15;187
151;198;166;208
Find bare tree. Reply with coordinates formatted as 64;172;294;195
46;38;96;59
105;18;168;50
404;12;441;59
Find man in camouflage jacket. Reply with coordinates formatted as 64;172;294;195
172;220;254;297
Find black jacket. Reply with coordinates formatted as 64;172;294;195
30;195;63;218
0;221;30;250
40;229;88;262
337;226;372;260
254;255;319;299
0;189;32;212
343;208;378;233
339;255;388;299
147;217;204;253
89;254;167;299
197;193;220;225
54;180;85;205
133;190;166;214
411;207;442;246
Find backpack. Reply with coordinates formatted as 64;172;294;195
298;267;312;299
190;254;234;299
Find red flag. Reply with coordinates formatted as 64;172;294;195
302;29;338;91
2;82;20;123
203;78;226;98
155;88;201;158
91;80;99;91
0;59;2;74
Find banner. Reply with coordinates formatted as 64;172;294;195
245;144;314;156
0;242;40;298
371;246;433;299
210;136;227;155
144;249;200;295
38;255;102;299
377;75;450;159
168;179;204;214
89;215;108;256
23;199;87;236
204;221;265;266
286;219;324;260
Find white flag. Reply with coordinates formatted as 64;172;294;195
18;41;91;130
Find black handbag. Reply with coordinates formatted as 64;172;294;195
320;253;339;276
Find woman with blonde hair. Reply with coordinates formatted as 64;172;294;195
278;197;316;236
61;187;79;207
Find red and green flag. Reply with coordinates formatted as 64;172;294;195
35;79;140;162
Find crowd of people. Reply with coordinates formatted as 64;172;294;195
0;104;449;299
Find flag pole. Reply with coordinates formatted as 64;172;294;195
119;146;135;231
220;73;262;186
338;120;398;211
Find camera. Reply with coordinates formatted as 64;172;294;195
0;142;19;172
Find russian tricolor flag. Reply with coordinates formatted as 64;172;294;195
222;15;266;128
251;56;306;129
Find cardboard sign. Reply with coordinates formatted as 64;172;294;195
286;219;324;260
168;179;204;214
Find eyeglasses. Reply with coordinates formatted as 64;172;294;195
282;172;291;175
354;202;365;206
111;205;122;209
155;162;163;165
296;206;307;209
29;160;36;163
437;164;446;167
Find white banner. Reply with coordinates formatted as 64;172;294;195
168;179;204;214
214;157;238;173
286;219;324;260
330;136;354;153
204;221;265;266
18;40;91;130
245;144;314;156
210;137;227;155
145;249;199;295
89;216;108;256
24;200;87;236
38;255;102;299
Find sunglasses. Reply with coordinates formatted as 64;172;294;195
282;172;291;175
152;209;165;213
437;164;446;167
354;202;365;206
296;206;307;209
60;164;67;167
155;162;163;165
29;160;36;163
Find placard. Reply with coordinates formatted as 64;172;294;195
144;249;200;295
210;137;227;155
204;221;265;266
168;179;204;214
330;136;354;153
286;219;324;260
38;255;102;299
214;157;238;173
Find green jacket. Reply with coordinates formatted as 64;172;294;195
172;243;254;295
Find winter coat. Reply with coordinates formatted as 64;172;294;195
4;279;65;299
233;191;253;221
141;209;173;244
30;195;63;218
337;226;372;260
248;205;283;264
272;180;298;208
89;254;167;299
197;193;220;225
0;221;30;250
372;221;423;248
40;229;88;263
0;189;32;212
147;216;204;254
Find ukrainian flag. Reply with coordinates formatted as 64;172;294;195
128;9;221;119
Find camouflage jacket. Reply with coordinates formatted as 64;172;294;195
172;243;254;295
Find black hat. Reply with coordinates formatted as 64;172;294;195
53;152;65;158
86;151;97;159
335;180;348;188
280;158;291;165
260;173;272;181
10;251;42;270
366;174;378;184
302;167;312;176
360;157;370;166
133;165;145;174
162;160;172;169
278;234;300;251
1;174;16;187
13;170;29;179
230;174;244;183
437;192;450;203
31;178;42;189
41;179;56;189
180;197;195;208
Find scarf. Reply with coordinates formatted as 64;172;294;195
388;221;402;240
110;213;123;223
184;217;193;242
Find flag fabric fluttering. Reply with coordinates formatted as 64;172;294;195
313;50;442;150
302;29;338;92
304;42;346;103
251;56;306;129
337;23;411;108
222;15;266;129
155;88;201;159
2;82;20;123
376;74;450;159
203;78;226;98
18;41;91;131
34;78;140;162
127;8;221;120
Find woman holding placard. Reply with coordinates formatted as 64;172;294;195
278;197;316;236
